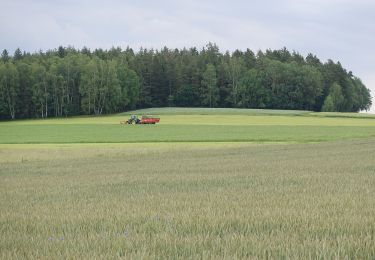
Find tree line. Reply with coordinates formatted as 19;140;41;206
0;43;371;120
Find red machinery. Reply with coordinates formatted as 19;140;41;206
139;115;160;124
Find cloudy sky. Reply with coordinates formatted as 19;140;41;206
1;0;374;112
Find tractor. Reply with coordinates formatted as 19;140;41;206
121;115;160;124
124;115;141;124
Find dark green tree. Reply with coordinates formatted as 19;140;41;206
201;63;219;107
238;69;269;108
13;48;23;61
1;49;9;63
175;85;199;107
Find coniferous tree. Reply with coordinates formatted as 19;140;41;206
13;48;23;61
1;49;9;63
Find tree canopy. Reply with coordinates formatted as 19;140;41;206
0;44;371;119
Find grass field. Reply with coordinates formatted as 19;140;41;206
1;108;375;144
1;108;375;258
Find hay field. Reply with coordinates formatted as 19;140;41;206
0;108;374;144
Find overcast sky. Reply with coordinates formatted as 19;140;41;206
1;0;374;112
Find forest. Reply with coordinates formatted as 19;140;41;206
0;43;372;120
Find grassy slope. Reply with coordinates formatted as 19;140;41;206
1;140;375;258
0;108;375;143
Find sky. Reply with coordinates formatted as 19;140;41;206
1;0;374;112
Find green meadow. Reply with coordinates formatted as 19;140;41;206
1;108;375;258
1;108;375;144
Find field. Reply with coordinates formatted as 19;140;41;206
1;108;375;144
1;108;375;258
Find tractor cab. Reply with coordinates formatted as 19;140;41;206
124;115;140;124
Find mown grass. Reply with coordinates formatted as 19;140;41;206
1;140;375;258
0;108;375;144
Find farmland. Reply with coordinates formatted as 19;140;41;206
1;108;375;144
1;108;375;258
